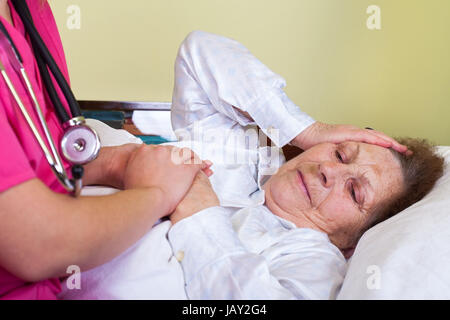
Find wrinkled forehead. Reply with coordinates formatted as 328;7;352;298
343;141;401;171
341;141;405;211
343;141;404;191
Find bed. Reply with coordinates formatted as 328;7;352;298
79;100;450;299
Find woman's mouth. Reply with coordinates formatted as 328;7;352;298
297;170;311;203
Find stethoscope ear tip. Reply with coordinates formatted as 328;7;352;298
71;165;84;180
71;165;84;197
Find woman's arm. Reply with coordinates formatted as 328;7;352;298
169;207;346;299
174;31;409;154
171;31;315;147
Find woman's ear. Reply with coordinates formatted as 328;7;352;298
341;247;356;260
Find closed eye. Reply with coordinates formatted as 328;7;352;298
349;183;357;203
335;150;344;163
348;180;365;210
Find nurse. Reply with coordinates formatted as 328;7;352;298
0;0;410;300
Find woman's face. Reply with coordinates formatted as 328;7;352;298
263;141;404;250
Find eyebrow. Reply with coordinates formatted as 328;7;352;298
360;173;374;211
339;142;359;162
351;143;360;163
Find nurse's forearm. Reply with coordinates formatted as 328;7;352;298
0;179;168;282
52;186;167;278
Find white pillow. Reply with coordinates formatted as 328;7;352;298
337;146;450;299
85;118;143;147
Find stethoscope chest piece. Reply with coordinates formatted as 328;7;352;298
61;116;100;165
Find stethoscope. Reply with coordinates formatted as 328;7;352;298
0;0;100;196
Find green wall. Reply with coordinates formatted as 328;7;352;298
50;0;450;145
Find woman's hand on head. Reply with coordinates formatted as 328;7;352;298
170;171;220;225
292;121;412;155
123;144;213;215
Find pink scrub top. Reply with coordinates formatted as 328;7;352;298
0;0;74;299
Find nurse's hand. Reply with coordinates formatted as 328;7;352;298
123;144;213;215
170;171;220;225
82;143;140;188
292;121;412;155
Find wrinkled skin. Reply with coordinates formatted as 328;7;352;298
263;141;404;251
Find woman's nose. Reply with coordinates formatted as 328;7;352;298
318;161;344;188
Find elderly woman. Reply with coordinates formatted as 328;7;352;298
60;31;444;300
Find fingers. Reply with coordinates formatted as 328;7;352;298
367;130;410;154
171;147;202;165
359;131;393;148
196;170;211;181
201;160;214;177
169;146;215;177
202;159;213;168
341;126;409;154
335;127;392;149
295;120;412;155
202;167;214;177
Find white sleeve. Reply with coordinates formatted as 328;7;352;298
171;31;316;147
167;207;346;300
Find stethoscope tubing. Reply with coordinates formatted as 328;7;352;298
0;0;99;196
0;59;74;192
11;0;81;121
